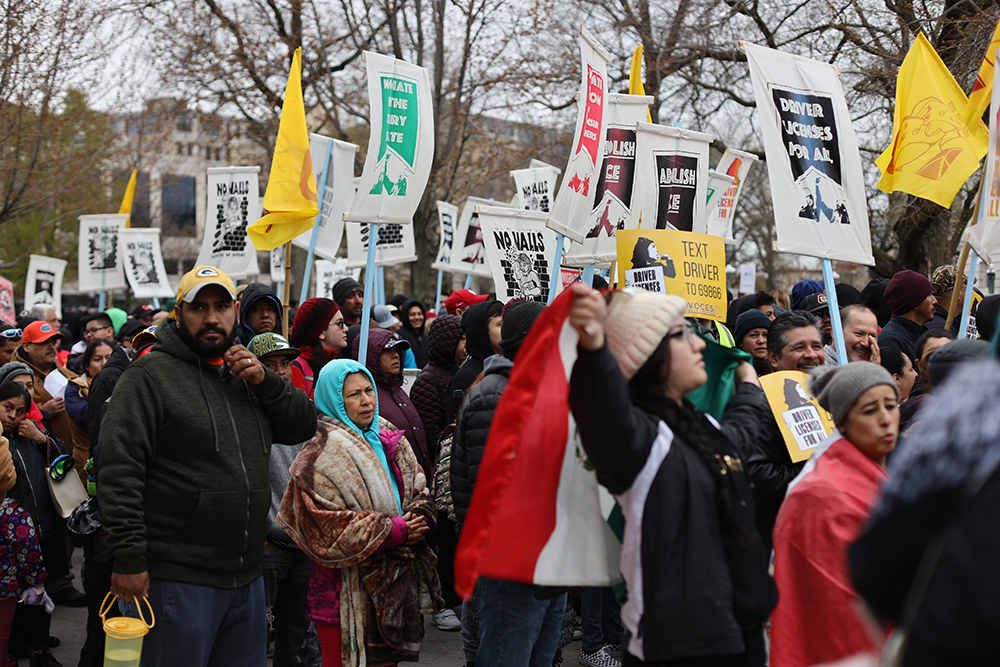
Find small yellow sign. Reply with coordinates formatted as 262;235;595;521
615;229;726;321
759;371;835;463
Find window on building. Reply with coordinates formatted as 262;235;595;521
176;142;184;155
113;170;151;228
214;147;222;162
177;116;192;132
162;174;196;236
206;146;212;161
187;144;193;156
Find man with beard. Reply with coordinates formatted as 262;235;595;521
823;304;881;366
747;310;825;551
97;266;317;666
332;277;365;326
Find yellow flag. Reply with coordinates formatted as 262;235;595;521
248;47;319;251
875;33;989;209
119;169;137;228
963;18;1000;130
628;45;653;123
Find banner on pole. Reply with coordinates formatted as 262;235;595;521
760;371;835;463
745;42;874;266
346;221;417;268
0;277;14;325
511;166;559;212
696;171;736;235
705;149;759;242
970;48;1000;265
291;135;356;260
634;123;714;233
315;258;362;299
345;52;434;225
450;196;509;278
547;27;610;243
77;214;128;292
119;228;172;298
270;247;285;283
199;167;262;279
25;255;66;313
616;229;726;322
478;206;563;303
433;201;459;271
565;94;651;266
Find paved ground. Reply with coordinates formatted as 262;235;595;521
48;548;583;667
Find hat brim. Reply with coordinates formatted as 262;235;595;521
384;339;410;352
182;282;236;303
376;317;401;328
258;347;300;360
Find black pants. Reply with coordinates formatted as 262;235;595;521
79;532;114;667
429;518;461;609
622;625;765;667
9;604;51;658
262;542;312;667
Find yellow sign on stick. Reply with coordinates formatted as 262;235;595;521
615;229;726;321
759;371;835;463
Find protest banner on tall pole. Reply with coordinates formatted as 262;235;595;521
478;206;562;303
634;123;713;233
119;228;173;298
433;201;459;306
24;255;66;313
78;214;128;293
314;259;361;299
695;171;736;235
199;166;263;280
705;149;759;242
450;196;508;278
345;221;418;268
511;166;559;212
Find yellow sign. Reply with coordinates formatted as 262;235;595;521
759;371;835;463
615;229;726;321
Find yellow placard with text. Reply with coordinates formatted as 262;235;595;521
615;229;726;321
759;371;835;463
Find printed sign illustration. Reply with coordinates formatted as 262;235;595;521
478;207;560;303
654;152;700;232
120;229;172;298
433;201;459;271
588;127;636;238
215;185;251;253
371;74;418;196
760;371;835;463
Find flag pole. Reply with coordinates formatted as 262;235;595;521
959;252;978;337
821;258;848;365
299;139;335;306
463;273;473;290
282;241;292;338
946;177;985;331
435;269;443;312
581;262;595;287
358;223;379;363
547;234;565;304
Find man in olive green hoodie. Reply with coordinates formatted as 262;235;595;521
98;266;317;667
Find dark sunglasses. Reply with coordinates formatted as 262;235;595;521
49;454;76;481
0;329;22;340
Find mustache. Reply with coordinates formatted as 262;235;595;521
197;325;228;338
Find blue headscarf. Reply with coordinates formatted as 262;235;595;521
314;359;401;514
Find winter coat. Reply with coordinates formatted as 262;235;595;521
0;498;47;598
8;429;66;541
278;414;441;667
747;412;805;552
771;438;889;667
354;329;431;477
238;282;284;344
446;300;496;423
87;343;131;469
451;354;511;525
65;375;91;481
924;303;962;337
569;345;776;664
877;315;926;363
396;299;429;369
12;346;77;464
97;321;317;588
410;314;463;453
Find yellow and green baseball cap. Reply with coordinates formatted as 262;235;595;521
176;266;237;305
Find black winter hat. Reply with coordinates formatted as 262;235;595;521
332;278;363;307
500;300;545;360
734;309;772;347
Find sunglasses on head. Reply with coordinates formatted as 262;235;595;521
49;454;76;481
0;329;22;340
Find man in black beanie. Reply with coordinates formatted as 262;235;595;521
332;277;364;326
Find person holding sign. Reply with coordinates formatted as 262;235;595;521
567;285;776;665
770;362;899;667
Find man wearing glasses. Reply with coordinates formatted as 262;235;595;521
67;313;116;374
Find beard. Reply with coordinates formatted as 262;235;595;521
177;320;236;358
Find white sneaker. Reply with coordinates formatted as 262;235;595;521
579;646;621;667
430;608;461;631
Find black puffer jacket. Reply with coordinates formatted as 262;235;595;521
451;354;510;525
410;314;464;454
746;413;804;552
396;298;429;368
446;300;497;423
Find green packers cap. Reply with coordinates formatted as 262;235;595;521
247;332;300;360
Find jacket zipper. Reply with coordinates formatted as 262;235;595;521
221;378;251;588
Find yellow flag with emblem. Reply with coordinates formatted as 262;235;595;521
119;169;137;228
628;45;653;123
248;47;319;250
963;17;1000;130
875;33;988;209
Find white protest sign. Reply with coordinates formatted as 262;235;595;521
314;258;361;299
433;201;459;271
970;51;1000;264
119;228;172;298
634;123;713;232
745;42;874;266
199;166;262;279
705;148;759;242
478;206;562;303
450;196;510;277
739;263;756;294
77;214;128;292
25;255;67;313
512;167;559;213
345;221;417;268
695;171;736;234
270;247;285;283
291;135;356;259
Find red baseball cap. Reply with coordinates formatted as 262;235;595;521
445;289;489;315
22;321;63;344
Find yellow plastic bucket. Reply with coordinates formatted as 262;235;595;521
100;593;155;667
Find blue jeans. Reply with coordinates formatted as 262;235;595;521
475;577;567;667
581;587;623;653
142;576;267;667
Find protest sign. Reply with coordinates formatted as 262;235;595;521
290;134;357;260
119;228;172;298
565;94;650;266
634;123;713;233
345;220;417;268
547;27;610;243
314;258;361;299
270;247;285;283
760;371;835;463
970;50;1000;265
345;52;433;225
433;201;459;271
705;149;759;242
739;263;756;294
450;196;509;278
695;171;736;234
478;206;562;303
745;42;874;265
77;214;128;292
560;267;582;290
199;166;262;279
512;166;559;212
0;277;13;325
25;255;66;313
616;229;726;322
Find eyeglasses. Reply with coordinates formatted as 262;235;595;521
0;329;22;339
49;454;76;481
331;319;348;330
84;325;111;336
667;322;698;344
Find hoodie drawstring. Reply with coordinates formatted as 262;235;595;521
197;358;221;453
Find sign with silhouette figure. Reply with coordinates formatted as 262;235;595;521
25;255;66;313
478;206;561;303
745;42;874;265
760;371;835;462
120;228;172;298
433;201;459;271
616;229;726;321
78;214;128;292
634;123;713;234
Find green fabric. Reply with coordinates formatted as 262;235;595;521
105;308;127;335
686;329;751;420
97;322;318;588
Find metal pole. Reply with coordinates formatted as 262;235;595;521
152;298;160;310
435;269;443;312
299;140;335;306
946;177;984;330
547;233;565;304
463;274;473;289
377;265;386;305
581;262;595;287
959;252;978;338
98;292;106;311
358;222;379;364
821;259;847;365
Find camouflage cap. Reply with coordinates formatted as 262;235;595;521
930;265;967;295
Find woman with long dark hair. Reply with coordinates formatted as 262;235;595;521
567;284;776;666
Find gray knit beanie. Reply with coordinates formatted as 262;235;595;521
0;362;33;387
808;362;899;427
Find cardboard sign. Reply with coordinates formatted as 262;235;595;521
615;229;726;321
760;371;835;463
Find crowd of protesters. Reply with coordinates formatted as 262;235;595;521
0;260;996;667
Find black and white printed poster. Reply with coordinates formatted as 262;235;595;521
24;255;67;313
477;206;563;303
345;220;417;269
119;228;172;298
77;214;128;292
634;123;713;234
511;166;558;213
198;166;262;278
314;258;361;299
432;201;459;271
449;196;510;278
